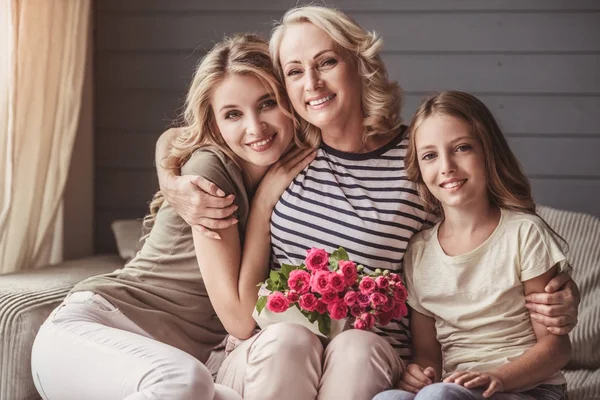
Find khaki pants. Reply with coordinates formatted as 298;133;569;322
216;323;404;400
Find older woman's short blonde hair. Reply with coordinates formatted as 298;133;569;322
270;5;403;147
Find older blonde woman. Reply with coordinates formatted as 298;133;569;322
156;6;580;400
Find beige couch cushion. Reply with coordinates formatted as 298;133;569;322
0;255;123;400
538;206;600;370
111;219;144;261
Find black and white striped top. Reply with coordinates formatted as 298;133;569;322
270;127;433;361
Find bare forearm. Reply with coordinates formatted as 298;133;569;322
493;335;571;391
235;199;274;335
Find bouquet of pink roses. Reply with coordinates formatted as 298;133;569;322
254;247;408;337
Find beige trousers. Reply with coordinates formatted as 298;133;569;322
216;323;404;400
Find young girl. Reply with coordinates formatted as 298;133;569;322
30;34;314;400
374;91;571;400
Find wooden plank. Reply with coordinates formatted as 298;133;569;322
402;95;600;136
96;91;600;135
96;170;158;209
95;90;184;131
96;12;600;52
387;54;600;94
95;132;159;169
97;0;600;12
531;178;600;217
508;138;600;177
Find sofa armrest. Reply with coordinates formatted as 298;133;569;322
0;254;123;400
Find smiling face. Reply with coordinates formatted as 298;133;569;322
211;73;294;169
415;114;489;212
277;22;362;132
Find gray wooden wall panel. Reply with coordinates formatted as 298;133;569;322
94;0;600;253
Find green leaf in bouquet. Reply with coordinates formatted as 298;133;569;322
265;280;276;291
307;310;319;324
269;270;281;283
329;247;350;270
334;247;349;261
256;296;267;316
280;263;297;279
317;314;332;336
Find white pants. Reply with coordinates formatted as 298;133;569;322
31;291;241;400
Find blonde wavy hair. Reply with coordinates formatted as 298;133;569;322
145;33;299;228
269;5;403;147
405;91;568;250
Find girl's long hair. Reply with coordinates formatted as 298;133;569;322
406;91;567;250
269;5;403;147
144;33;299;229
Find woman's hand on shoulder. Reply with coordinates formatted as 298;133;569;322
254;147;317;210
524;267;579;335
164;174;238;239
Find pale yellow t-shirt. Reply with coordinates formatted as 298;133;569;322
404;209;567;388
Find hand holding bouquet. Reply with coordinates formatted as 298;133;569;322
254;247;408;337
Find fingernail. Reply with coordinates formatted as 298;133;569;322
216;189;226;197
213;234;221;240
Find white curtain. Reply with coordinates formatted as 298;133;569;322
0;0;91;274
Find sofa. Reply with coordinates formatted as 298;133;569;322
1;205;598;400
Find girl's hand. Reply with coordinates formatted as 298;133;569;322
524;269;580;335
444;371;504;398
398;364;436;393
254;147;317;210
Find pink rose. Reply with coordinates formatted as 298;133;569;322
361;312;376;330
329;273;346;292
338;260;358;284
394;285;408;303
288;270;311;294
305;248;329;272
390;273;401;282
350;304;363;318
359;277;377;295
392;302;408;319
266;292;290;313
375;276;389;289
310;270;331;294
382;296;395;312
370;292;388;308
353;318;366;330
343;291;358;306
357;292;370;307
320;290;338;304
287;290;299;303
327;300;349;320
315;300;328;314
377;310;394;326
298;293;317;312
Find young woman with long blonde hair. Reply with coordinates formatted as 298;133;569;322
30;33;314;400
